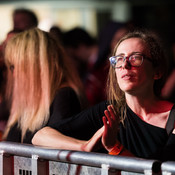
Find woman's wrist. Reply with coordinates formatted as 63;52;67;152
108;140;124;155
80;140;92;152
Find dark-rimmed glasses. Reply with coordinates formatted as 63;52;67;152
109;53;152;68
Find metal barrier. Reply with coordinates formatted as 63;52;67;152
161;161;175;175
0;141;170;175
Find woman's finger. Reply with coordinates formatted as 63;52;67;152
102;116;108;127
107;105;116;121
104;110;112;126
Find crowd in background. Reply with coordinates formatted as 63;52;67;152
0;8;175;158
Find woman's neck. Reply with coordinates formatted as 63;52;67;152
125;93;174;128
126;91;157;111
125;92;173;114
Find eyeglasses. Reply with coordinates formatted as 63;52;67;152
109;53;152;68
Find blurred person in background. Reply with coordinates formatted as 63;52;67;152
162;68;175;103
161;38;175;103
0;29;23;49
85;21;132;106
3;28;86;143
12;8;38;31
63;27;98;85
49;25;63;45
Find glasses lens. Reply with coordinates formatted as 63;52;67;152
130;55;143;66
109;56;124;68
116;56;123;68
109;56;117;67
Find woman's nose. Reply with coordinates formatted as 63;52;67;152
121;58;131;69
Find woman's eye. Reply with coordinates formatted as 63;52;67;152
10;65;14;71
117;57;123;62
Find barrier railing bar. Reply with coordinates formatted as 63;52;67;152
161;161;175;174
0;141;161;174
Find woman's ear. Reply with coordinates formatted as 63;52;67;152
154;71;162;80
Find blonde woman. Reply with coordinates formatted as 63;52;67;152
3;28;86;143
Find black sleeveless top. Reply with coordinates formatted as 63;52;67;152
119;105;175;160
6;87;82;143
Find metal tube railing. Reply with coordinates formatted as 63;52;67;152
0;141;161;174
161;161;175;174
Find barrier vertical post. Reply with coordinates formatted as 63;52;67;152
32;154;38;175
144;169;153;175
101;164;118;175
32;154;49;175
0;151;3;175
0;151;13;175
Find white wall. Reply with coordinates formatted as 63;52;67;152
0;0;131;43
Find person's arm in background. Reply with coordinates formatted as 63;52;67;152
161;69;175;99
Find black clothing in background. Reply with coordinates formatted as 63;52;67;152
6;87;82;143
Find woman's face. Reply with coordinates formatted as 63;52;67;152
115;38;156;96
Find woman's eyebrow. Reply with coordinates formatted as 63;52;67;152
132;52;143;54
115;53;125;56
115;52;142;56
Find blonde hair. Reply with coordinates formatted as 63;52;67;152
4;28;85;141
107;30;167;123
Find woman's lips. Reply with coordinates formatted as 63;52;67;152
121;73;134;80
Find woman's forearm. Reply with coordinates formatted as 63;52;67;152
32;126;86;151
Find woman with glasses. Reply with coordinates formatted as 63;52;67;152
32;30;175;161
